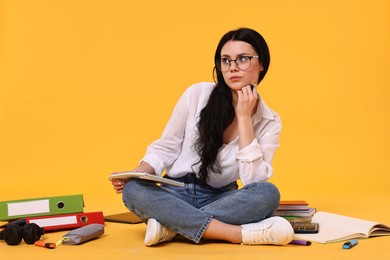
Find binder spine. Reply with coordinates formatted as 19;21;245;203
0;194;84;221
27;212;105;231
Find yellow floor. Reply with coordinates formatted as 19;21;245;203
2;222;389;260
2;192;390;260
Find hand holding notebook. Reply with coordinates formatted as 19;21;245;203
109;172;185;187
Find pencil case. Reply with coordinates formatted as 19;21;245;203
62;224;104;245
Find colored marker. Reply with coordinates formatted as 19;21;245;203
290;239;312;246
342;239;358;249
34;241;56;249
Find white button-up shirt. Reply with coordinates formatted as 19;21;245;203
142;82;281;188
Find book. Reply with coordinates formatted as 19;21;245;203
281;216;313;222
109;172;185;187
277;200;309;210
0;194;84;221
294;211;390;243
274;207;316;217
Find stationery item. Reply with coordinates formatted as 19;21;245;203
342;239;358;249
60;224;104;245
23;211;104;231
274;207;316;217
277;200;309;211
282;216;313;222
109;172;185;187
104;212;142;224
294;211;390;243
289;221;319;234
290;239;312;246
0;194;84;221
34;241;56;249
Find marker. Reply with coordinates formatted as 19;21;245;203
342;239;358;249
290;239;311;246
34;241;56;249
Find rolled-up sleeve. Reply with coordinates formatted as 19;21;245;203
236;116;281;185
141;88;190;175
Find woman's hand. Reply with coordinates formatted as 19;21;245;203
233;84;259;149
111;177;125;194
110;161;155;194
235;84;258;119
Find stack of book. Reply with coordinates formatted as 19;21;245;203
274;200;316;221
0;194;104;231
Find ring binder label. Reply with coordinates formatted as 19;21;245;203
32;216;78;227
8;200;50;217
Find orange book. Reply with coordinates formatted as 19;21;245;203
278;200;309;210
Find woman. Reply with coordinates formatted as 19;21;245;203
110;28;294;246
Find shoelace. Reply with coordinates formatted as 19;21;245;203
245;225;274;244
159;226;176;241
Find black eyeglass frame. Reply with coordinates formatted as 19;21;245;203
216;55;259;72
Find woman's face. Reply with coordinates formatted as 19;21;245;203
220;40;263;91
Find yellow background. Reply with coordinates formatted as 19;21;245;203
1;0;389;221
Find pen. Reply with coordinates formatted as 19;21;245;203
290;239;311;246
342;239;358;249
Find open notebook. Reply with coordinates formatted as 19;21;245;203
109;172;185;187
294;211;390;243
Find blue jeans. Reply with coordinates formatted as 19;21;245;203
122;173;280;243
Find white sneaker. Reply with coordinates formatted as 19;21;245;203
144;218;177;246
241;216;294;245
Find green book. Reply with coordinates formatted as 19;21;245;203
0;194;84;221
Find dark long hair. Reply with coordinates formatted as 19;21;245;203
193;28;271;185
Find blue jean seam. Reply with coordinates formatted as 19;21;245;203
194;215;213;243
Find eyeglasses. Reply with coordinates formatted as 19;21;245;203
216;55;259;72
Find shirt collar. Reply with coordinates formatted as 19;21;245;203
252;95;275;125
